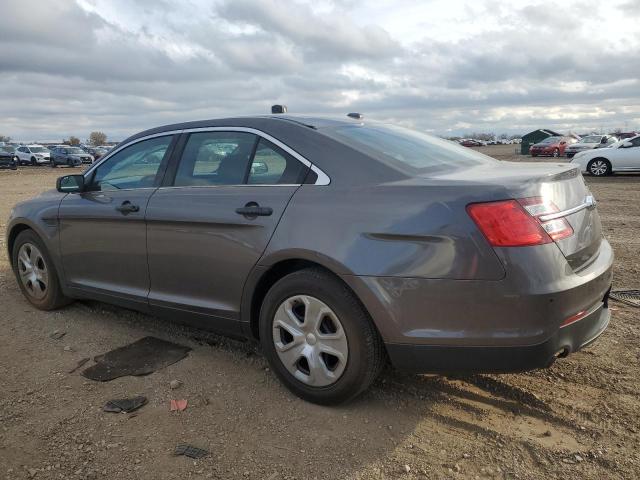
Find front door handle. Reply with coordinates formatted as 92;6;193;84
115;201;140;215
235;202;273;218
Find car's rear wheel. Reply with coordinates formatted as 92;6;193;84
12;230;71;310
588;158;611;176
531;153;537;157
259;268;385;405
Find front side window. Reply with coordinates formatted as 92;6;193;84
248;139;307;185
174;131;257;186
89;136;172;191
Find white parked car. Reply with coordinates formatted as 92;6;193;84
565;135;618;158
15;145;51;166
571;135;640;176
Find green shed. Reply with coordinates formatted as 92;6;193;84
521;129;562;155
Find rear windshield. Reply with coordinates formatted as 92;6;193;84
321;123;495;173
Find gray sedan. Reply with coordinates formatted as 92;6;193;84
5;115;613;404
51;146;94;167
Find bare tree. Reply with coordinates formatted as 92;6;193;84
89;131;107;146
65;136;81;145
0;135;11;143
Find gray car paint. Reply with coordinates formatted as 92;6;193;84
6;115;613;368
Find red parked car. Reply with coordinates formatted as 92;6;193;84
530;136;577;157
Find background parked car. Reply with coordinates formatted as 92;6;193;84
50;146;93;167
459;139;483;147
0;146;18;170
529;136;577;157
571;134;640;176
565;135;618;158
15;145;51;165
88;147;108;161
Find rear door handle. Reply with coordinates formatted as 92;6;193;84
235;204;273;218
115;201;140;214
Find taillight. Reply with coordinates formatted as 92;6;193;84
517;197;574;241
467;197;574;247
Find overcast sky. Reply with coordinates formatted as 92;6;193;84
1;0;639;142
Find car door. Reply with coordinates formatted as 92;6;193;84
58;134;177;309
145;129;310;334
17;147;27;163
616;137;640;170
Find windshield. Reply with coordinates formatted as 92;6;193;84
579;136;602;143
1;146;14;153
30;146;48;153
540;136;562;144
67;147;84;154
322;123;495;173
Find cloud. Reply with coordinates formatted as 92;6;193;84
0;0;638;141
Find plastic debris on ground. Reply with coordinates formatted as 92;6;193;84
609;290;640;307
170;399;188;411
103;396;148;413
174;444;208;459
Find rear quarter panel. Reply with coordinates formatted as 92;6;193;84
261;183;506;280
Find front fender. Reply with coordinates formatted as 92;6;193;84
6;191;65;283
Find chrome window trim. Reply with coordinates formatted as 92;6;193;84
539;195;597;222
85;126;331;186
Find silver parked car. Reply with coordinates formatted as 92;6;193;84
6;115;613;404
565;135;618;158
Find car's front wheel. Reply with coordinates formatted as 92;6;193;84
259;268;385;405
552;148;560;157
30;157;37;166
11;230;71;310
588;158;611;176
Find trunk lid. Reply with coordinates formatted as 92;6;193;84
427;162;603;271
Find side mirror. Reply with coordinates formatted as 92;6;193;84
56;174;85;193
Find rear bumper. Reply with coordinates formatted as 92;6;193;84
385;297;610;373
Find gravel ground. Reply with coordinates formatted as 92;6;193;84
1;146;639;479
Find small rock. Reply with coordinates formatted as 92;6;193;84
28;469;37;478
63;346;72;352
454;463;461;472
403;464;411;473
463;453;470;459
575;454;584;462
169;380;182;390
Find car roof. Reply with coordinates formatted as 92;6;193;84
122;114;364;144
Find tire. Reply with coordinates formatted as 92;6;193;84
31;157;37;166
531;153;537;157
67;159;74;168
588;158;611;177
259;268;385;405
11;230;71;310
552;148;560;158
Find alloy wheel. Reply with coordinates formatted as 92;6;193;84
17;243;49;300
590;160;608;176
272;295;348;387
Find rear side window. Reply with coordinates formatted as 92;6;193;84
322;123;495;174
248;139;307;185
174;132;256;186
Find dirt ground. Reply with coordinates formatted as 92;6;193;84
1;145;639;479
